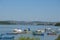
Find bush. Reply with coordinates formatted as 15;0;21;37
17;36;40;40
55;23;60;26
55;35;60;40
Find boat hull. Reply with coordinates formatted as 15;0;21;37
33;33;44;36
47;33;56;35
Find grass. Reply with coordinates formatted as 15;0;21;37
16;36;40;40
55;35;60;40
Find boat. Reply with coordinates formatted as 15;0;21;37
6;29;27;35
32;30;44;36
47;30;57;35
6;32;19;35
47;32;57;35
45;28;52;32
6;28;31;35
13;29;23;33
13;29;27;33
36;29;45;33
32;31;44;36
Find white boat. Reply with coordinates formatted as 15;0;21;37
36;29;45;33
45;28;52;32
13;29;23;33
32;29;45;36
6;29;25;35
46;28;51;30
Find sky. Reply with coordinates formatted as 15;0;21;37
0;0;60;22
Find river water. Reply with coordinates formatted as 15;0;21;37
0;25;60;40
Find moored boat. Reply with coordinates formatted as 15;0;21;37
47;29;57;35
33;32;44;36
47;32;57;35
32;30;44;36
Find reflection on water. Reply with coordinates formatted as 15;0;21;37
0;25;60;40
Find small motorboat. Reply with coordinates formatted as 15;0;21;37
36;29;45;33
47;32;57;35
47;29;57;35
6;28;31;35
45;28;52;32
6;32;18;35
13;29;23;33
32;30;44;36
32;31;44;36
6;29;26;35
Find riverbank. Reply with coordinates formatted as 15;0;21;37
0;21;57;26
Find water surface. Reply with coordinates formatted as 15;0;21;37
0;25;60;40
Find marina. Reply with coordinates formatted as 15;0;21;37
0;25;60;40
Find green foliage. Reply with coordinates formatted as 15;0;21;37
0;21;10;24
55;35;60;40
55;23;60;26
0;21;16;25
17;36;40;40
